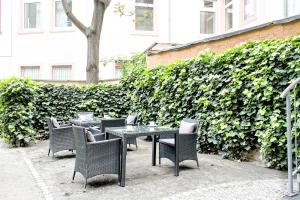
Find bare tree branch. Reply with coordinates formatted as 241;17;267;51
62;0;88;36
98;0;111;9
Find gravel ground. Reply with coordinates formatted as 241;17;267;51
0;138;289;200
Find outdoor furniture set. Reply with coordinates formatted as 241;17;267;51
47;112;199;188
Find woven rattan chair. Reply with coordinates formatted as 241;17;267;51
72;125;121;188
47;117;75;157
126;114;139;149
158;118;199;167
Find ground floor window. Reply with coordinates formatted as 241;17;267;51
21;66;40;80
52;65;72;80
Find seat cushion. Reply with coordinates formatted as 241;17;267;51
159;138;175;147
127;115;137;125
51;117;60;128
86;130;96;142
78;113;93;121
179;120;196;134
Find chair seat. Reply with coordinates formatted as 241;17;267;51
159;138;175;147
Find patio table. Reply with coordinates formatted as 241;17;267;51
106;125;179;187
70;118;102;127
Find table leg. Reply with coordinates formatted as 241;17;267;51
152;135;156;166
175;132;179;176
120;137;127;187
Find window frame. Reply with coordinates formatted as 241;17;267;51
200;0;217;35
51;0;75;32
132;0;157;36
20;0;43;34
52;65;72;81
224;0;233;31
21;66;41;80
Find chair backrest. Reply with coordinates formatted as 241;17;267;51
101;118;126;133
180;118;199;134
46;117;53;136
126;114;138;125
72;125;87;152
75;112;94;120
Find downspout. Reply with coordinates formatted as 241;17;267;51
168;0;171;42
284;0;288;18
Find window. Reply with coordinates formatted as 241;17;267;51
55;0;72;27
52;65;72;80
115;67;122;79
21;66;40;80
200;0;216;34
225;0;233;31
24;2;41;29
135;0;154;31
244;0;255;20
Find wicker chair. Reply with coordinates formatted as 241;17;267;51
47;117;75;157
100;118;126;134
72;125;121;188
126;114;139;149
158;118;199;167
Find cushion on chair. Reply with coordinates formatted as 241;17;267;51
126;115;137;124
159;138;175;147
179;120;196;134
78;113;93;121
86;130;96;142
51;117;60;128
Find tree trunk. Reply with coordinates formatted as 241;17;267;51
61;0;111;84
87;34;100;83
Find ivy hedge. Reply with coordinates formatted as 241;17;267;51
0;80;130;142
1;36;300;169
122;36;300;169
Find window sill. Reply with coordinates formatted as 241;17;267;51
131;30;158;37
18;29;44;35
49;27;76;33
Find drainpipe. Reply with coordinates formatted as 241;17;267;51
284;0;288;18
168;0;171;43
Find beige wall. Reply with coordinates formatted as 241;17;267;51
147;19;300;67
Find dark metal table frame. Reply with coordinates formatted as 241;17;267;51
106;126;179;187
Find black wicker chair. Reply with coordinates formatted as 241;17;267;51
47;117;75;157
101;118;126;134
72;125;121;188
126;114;139;149
158;118;199;168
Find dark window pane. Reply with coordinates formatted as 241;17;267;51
225;5;233;30
204;1;213;8
225;0;232;5
135;6;153;31
200;11;215;34
24;3;40;28
136;0;153;4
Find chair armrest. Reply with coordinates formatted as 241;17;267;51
94;133;105;141
89;127;102;135
53;126;72;134
60;123;72;127
178;133;197;149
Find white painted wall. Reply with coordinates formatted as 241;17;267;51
0;0;299;81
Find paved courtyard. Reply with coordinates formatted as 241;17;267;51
0;138;288;200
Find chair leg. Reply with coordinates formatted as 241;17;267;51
48;149;50;156
72;171;76;180
159;157;161;166
196;159;199;168
136;143;138;150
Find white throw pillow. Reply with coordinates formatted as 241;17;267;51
179;121;196;134
127;115;137;125
51;117;60;128
86;130;96;142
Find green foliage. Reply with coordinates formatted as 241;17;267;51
33;83;130;139
0;78;36;147
122;36;300;169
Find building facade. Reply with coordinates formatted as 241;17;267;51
0;0;299;81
